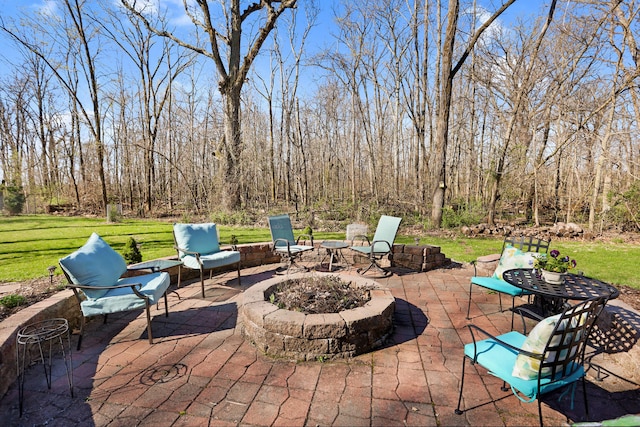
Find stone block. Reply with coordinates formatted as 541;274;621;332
241;301;278;327
284;336;329;355
303;313;346;339
264;309;305;336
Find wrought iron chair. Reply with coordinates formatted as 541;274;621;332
455;296;607;427
268;214;314;273
60;233;170;350
173;223;241;298
467;235;551;329
349;215;402;277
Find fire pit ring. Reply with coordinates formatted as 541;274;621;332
240;273;395;361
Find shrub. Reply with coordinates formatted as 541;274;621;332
0;294;27;309
122;237;142;264
2;181;26;215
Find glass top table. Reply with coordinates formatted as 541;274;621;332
128;259;183;272
319;241;349;272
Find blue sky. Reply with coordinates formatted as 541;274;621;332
0;0;546;74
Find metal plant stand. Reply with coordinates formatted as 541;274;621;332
16;318;74;415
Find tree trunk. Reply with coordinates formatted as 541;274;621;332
222;87;242;210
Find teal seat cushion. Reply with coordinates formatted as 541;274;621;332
174;223;220;256
79;272;170;317
470;276;529;297
182;250;241;270
465;331;585;399
59;232;127;299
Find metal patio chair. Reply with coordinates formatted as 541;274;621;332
456;296;607;427
268;214;314;274
349;215;402;277
467;235;550;329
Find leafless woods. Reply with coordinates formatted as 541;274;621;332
0;1;638;231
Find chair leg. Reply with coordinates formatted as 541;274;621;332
145;301;153;344
538;398;544;427
177;265;182;288
466;282;473;320
76;315;86;351
455;356;467;415
581;376;589;419
200;268;205;298
236;262;241;285
511;297;516;330
164;292;169;317
357;257;390;276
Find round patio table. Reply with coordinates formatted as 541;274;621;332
502;268;619;315
318;241;349;272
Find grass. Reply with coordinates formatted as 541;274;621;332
0;215;638;289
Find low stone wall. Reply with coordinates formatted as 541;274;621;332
241;273;395;361
391;244;451;272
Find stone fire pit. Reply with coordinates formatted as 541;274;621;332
240;273;395;361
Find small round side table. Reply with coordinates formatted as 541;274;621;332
16;318;74;415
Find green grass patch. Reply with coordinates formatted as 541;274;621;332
0;215;638;290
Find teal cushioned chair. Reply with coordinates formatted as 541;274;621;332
467;235;550;329
455;297;606;427
349;215;402;276
173;223;241;298
268;214;314;273
60;233;170;350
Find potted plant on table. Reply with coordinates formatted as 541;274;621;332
534;249;576;284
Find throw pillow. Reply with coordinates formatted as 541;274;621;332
511;314;561;380
492;245;536;280
59;232;127;299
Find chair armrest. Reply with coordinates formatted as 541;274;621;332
273;238;292;254
350;235;370;246
296;234;313;246
66;282;143;291
66;281;150;302
467;324;542;363
369;240;392;254
174;245;202;257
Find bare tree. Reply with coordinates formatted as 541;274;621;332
121;0;297;211
430;0;516;227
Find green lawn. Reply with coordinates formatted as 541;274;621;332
1;215;638;289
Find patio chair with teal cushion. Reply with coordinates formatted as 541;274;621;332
467;235;550;329
350;215;402;277
456;296;607;427
268;214;314;273
173;223;241;298
59;233;170;350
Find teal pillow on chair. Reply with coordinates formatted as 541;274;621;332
59;232;127;299
173;223;220;256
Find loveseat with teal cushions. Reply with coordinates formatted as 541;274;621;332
59;233;170;349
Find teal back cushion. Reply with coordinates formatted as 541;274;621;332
59;232;127;299
173;223;220;256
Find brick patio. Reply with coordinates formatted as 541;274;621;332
1;261;639;426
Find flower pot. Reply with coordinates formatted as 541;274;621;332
541;269;565;284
